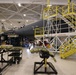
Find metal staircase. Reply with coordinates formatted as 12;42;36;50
65;15;76;29
60;37;76;59
60;48;76;59
58;14;75;30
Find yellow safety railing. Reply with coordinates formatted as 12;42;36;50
34;27;44;36
43;5;58;19
73;3;76;12
43;0;76;19
62;2;76;16
59;36;76;58
65;15;76;28
57;6;63;14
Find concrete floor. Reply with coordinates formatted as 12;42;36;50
2;48;76;75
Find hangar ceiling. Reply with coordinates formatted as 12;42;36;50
0;0;75;33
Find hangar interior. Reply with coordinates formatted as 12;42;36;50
0;0;76;75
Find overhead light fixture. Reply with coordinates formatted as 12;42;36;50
10;24;12;25
23;14;26;16
1;19;5;22
26;20;28;22
47;4;52;7
18;3;21;7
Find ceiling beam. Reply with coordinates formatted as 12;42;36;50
21;5;41;15
0;12;17;29
0;0;46;5
0;4;41;20
0;4;33;20
22;4;41;14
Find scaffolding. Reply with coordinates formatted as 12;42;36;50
34;0;76;58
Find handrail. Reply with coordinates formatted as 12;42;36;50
34;27;44;36
43;1;76;19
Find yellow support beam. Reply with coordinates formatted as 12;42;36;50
44;58;47;68
44;14;57;20
63;12;75;16
56;6;58;15
68;0;71;13
47;0;50;7
72;3;74;12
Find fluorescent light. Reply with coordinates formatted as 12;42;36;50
26;20;28;22
23;14;26;16
10;24;12;25
18;3;21;7
1;19;5;22
47;4;52;7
